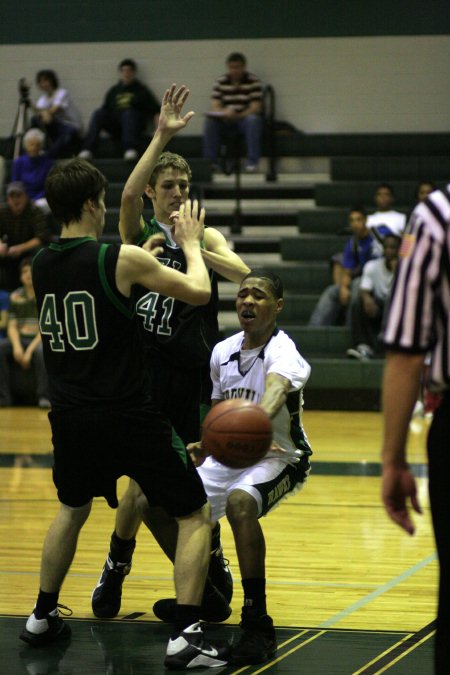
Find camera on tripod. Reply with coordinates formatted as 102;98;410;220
18;78;31;105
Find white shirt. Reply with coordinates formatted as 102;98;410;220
360;258;394;301
36;87;82;130
210;328;311;458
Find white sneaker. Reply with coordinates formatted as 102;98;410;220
164;622;229;669
346;344;374;361
78;149;93;160
124;149;138;161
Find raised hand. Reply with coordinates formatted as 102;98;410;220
158;83;195;135
172;199;205;246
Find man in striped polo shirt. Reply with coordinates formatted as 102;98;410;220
381;184;450;674
203;52;263;172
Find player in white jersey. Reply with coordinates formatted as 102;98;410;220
187;269;313;665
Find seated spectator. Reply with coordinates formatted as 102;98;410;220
0;182;51;292
78;58;160;162
0;258;49;407
366;183;406;251
414;180;436;205
11;129;54;214
308;206;380;327
203;52;263;172
0;288;9;338
346;234;401;360
31;69;82;158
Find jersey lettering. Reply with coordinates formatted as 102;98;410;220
135;257;181;336
39;295;65;351
224;388;258;401
40;291;99;352
267;475;291;506
64;291;99;350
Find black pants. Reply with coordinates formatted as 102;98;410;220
427;392;450;673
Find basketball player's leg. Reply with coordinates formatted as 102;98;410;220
22;410;101;647
226;489;265;578
140;497;233;623
21;502;92;647
174;503;211;605
91;478;141;619
41;502;93;592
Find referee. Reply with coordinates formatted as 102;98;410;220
381;184;450;673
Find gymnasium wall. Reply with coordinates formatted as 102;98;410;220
0;1;449;139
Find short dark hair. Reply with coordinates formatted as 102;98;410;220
45;159;108;225
241;269;284;299
36;69;59;89
119;58;137;70
149;152;192;188
349;205;366;216
226;52;246;65
376;182;395;196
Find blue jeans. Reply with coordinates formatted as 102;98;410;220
82;107;146;152
203;114;263;165
308;278;362;327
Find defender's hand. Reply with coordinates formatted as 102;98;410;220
187;441;208;467
142;233;165;257
172;199;205;246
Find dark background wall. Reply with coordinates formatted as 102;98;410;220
2;0;449;44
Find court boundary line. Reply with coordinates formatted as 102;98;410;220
318;553;437;628
353;620;436;674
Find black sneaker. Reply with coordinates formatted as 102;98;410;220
164;622;229;669
91;555;132;618
20;607;71;648
153;585;232;624
230;613;277;665
208;545;233;604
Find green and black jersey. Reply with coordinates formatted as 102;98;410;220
32;238;145;410
132;219;220;368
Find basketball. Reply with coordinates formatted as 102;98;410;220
202;399;272;469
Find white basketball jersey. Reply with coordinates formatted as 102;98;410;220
210;328;311;458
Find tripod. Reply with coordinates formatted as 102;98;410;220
11;96;30;160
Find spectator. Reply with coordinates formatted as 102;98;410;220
308;207;379;327
0;181;51;292
203;52;264;172
0;288;8;338
366;183;406;250
11;128;54;214
414;180;435;205
0;258;49;407
31;69;82;158
346;234;401;361
78;58;160;162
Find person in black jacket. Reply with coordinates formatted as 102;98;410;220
78;58;160;162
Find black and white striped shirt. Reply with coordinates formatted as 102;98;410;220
212;72;263;113
383;184;450;390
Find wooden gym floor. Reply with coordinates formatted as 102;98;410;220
0;407;436;674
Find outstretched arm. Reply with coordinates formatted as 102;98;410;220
119;84;195;244
381;351;425;535
202;227;250;283
117;199;210;305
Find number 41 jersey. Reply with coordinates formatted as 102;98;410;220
32;238;145;410
133;220;220;368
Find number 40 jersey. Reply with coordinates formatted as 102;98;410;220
33;239;146;410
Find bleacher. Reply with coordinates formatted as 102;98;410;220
2;131;448;410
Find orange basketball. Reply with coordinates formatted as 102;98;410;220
202;399;272;469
